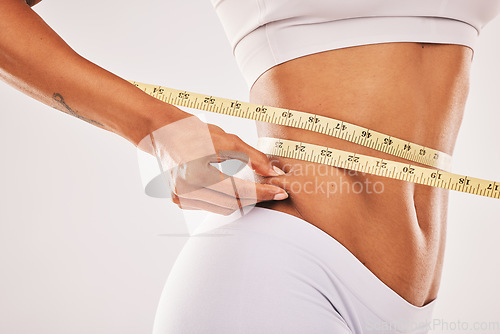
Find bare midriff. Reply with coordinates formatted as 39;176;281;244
250;42;472;307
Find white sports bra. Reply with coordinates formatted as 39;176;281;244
211;0;500;88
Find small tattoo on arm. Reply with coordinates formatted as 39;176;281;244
52;93;105;127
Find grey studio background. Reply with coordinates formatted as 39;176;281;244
1;1;499;333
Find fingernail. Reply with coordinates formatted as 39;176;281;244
273;192;288;200
272;165;286;176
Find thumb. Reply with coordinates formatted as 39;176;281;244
232;137;286;177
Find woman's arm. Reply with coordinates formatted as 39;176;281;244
0;0;180;146
0;0;288;213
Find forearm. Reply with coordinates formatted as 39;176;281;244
0;0;185;146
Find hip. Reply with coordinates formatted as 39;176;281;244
155;206;436;334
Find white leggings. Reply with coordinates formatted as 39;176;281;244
152;207;436;334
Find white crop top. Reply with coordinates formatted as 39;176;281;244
211;0;500;88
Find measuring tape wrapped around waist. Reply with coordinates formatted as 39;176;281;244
129;80;499;200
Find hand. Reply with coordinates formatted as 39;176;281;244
137;113;288;215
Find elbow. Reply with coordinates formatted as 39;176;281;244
26;0;43;7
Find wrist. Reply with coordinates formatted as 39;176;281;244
119;99;189;148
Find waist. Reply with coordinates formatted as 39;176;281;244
250;42;469;228
250;42;471;156
250;42;471;195
249;42;470;306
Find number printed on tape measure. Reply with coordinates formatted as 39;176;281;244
130;81;451;170
130;81;499;199
257;137;500;199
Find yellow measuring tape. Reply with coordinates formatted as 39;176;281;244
129;81;499;200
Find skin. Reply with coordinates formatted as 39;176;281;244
2;0;470;310
0;0;289;213
252;43;472;307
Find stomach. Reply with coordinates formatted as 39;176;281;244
248;42;473;307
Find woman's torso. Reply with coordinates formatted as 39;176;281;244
250;42;472;307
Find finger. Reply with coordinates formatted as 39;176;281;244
226;135;286;177
205;175;289;202
174;204;201;210
175;165;288;201
171;191;179;203
177;176;290;207
205;164;287;200
173;189;235;214
174;195;239;216
258;173;292;192
171;193;205;211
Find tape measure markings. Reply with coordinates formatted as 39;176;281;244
256;137;499;199
130;81;499;199
131;81;451;170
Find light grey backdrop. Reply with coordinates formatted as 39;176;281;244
0;1;499;333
